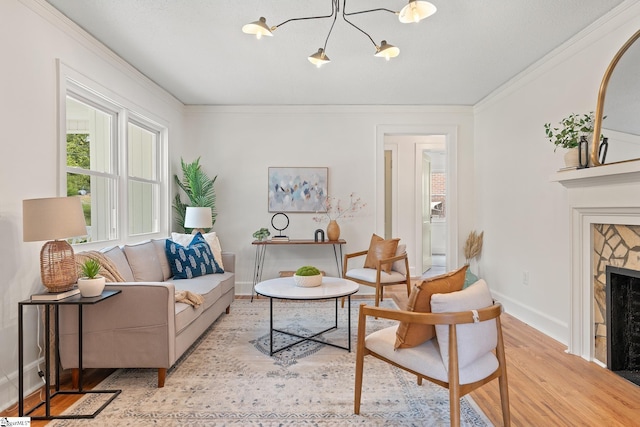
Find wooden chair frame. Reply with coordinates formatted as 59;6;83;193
343;250;411;308
354;303;510;427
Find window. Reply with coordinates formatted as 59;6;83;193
64;81;165;244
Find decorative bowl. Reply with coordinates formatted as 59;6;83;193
293;273;322;287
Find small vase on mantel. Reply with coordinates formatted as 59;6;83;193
327;220;340;241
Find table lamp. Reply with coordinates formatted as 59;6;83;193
184;206;212;234
23;196;88;292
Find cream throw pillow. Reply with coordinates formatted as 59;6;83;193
394;265;467;349
431;279;496;370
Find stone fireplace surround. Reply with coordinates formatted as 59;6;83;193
553;161;640;365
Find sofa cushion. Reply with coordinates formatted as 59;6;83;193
169;272;235;333
123;241;163;282
101;246;135;282
165;233;222;279
172;232;224;270
394;265;467;349
152;238;173;281
363;234;400;273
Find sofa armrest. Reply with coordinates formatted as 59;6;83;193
59;281;177;369
222;252;235;273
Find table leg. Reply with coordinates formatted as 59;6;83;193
18;304;24;416
332;244;344;277
348;295;352;352
78;304;83;392
44;305;51;417
269;297;274;355
252;245;267;302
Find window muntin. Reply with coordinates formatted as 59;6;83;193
64;85;164;244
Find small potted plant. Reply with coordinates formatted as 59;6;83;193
78;259;106;297
544;112;603;167
293;265;322;287
252;227;270;241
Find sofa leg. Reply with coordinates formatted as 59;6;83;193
71;368;79;389
158;368;167;388
226;305;230;314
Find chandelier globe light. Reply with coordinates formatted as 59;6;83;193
242;0;436;66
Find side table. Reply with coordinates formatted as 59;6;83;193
18;290;122;420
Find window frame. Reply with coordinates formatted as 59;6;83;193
58;63;169;249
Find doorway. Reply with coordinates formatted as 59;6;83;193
383;134;448;277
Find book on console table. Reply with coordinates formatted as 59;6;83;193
270;236;290;242
31;288;80;301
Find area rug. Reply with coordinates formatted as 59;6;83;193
50;298;492;426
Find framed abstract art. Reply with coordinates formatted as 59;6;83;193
268;167;328;213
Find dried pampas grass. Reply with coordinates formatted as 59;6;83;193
464;230;484;262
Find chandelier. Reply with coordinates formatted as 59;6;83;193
242;0;437;67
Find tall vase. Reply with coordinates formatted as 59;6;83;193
327;220;340;241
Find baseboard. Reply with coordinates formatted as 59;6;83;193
490;290;569;347
0;358;45;413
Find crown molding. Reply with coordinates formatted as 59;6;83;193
474;0;640;113
184;104;474;115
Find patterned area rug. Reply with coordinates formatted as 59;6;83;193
50;298;492;426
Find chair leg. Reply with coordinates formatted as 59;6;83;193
354;307;368;415
449;387;461;427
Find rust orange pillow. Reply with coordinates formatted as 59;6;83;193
363;234;400;274
394;264;468;349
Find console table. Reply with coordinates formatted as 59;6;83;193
251;239;346;300
18;290;122;420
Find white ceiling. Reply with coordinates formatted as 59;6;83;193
46;0;625;106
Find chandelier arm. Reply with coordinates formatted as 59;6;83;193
343;8;397;17
322;0;340;52
273;0;336;31
342;0;377;47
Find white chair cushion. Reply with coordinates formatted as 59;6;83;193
430;279;497;370
346;268;406;284
366;326;498;385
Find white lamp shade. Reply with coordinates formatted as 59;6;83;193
399;0;437;23
23;196;87;242
184;207;213;229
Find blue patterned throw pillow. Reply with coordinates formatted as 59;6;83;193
165;232;223;279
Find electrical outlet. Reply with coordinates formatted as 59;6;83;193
523;271;529;286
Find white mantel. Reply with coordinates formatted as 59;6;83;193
551;160;640;362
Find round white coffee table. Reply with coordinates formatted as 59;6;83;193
254;276;359;355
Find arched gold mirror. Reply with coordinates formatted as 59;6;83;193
591;28;640;166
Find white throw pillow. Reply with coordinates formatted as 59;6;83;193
171;232;224;270
392;243;407;274
430;279;496;370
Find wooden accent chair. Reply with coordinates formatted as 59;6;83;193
342;249;411;308
354;280;510;427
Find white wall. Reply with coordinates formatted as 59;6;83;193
474;2;640;344
183;106;475;295
0;0;185;411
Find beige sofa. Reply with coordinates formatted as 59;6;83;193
58;238;235;387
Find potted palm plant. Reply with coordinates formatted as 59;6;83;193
78;259;105;297
173;157;217;232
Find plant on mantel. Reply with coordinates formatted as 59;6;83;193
544;111;604;151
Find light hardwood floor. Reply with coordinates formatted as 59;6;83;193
3;290;639;426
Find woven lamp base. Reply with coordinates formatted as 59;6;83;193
40;240;78;292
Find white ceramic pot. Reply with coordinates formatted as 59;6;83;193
293;273;323;287
563;148;580;168
77;276;106;297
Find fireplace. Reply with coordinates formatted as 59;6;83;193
552;161;640;364
606;265;640;386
